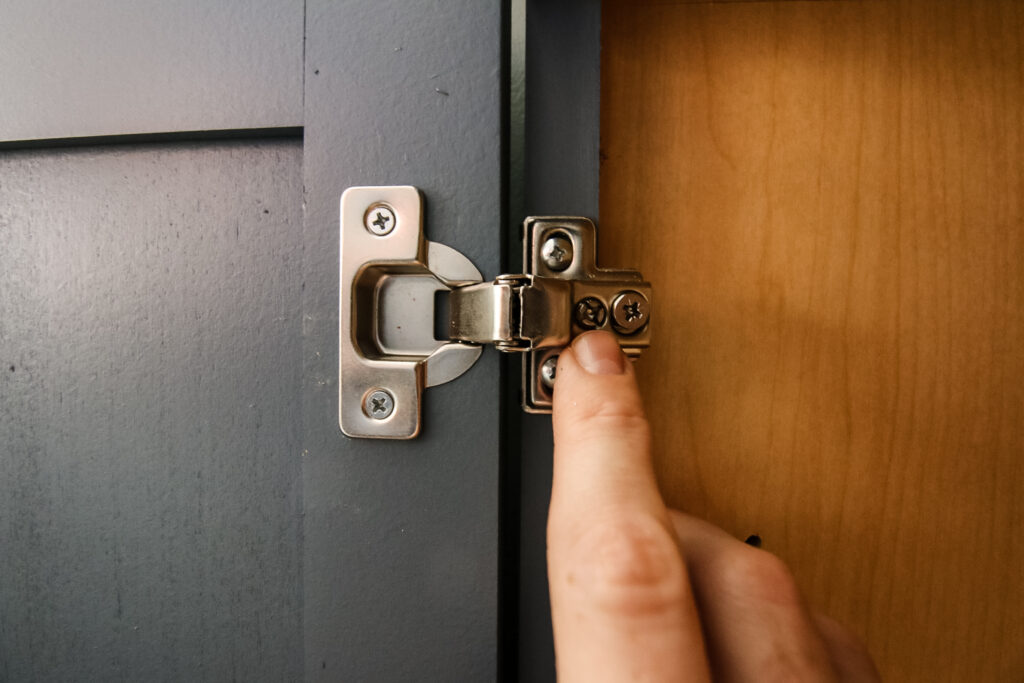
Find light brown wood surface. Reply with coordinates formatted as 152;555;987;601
600;1;1023;680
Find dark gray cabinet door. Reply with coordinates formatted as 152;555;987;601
1;2;505;681
0;0;304;142
1;138;305;682
301;2;504;680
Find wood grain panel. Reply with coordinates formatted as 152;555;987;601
600;1;1024;680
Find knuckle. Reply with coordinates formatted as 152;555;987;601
582;391;647;424
559;399;650;447
815;614;882;681
715;546;802;607
756;654;836;683
563;515;687;619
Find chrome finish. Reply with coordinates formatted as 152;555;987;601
519;217;652;413
574;296;607;330
341;187;651;437
363;389;395;419
449;275;573;351
448;277;521;348
540;355;558;391
340;186;482;439
364;203;396;236
611;290;650;335
540;233;573;272
527;348;561;408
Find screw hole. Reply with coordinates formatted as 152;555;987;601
744;534;762;548
433;290;451;341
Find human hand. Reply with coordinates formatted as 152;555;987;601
547;331;880;682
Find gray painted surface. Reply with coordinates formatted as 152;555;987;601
1;1;513;679
524;0;601;218
301;1;505;680
0;0;303;142
518;1;602;680
0;139;304;681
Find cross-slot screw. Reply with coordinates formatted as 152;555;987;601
363;389;395;419
541;233;574;272
574;297;608;330
611;290;650;335
540;355;558;391
364;204;396;236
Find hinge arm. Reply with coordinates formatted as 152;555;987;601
448;275;573;352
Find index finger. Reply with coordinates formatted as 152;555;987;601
547;331;709;682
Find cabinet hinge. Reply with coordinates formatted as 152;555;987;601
339;186;651;439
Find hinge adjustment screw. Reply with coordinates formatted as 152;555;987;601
611;290;650;335
574;296;608;330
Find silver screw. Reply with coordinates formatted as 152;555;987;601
574;297;608;330
364;204;396;236
363;389;395;419
540;355;558;391
541;233;573;272
611;290;650;335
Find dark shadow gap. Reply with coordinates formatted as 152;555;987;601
498;0;524;681
0;126;304;151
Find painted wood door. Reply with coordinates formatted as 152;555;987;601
599;1;1023;680
0;2;506;680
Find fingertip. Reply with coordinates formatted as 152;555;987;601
572;330;626;375
552;333;640;421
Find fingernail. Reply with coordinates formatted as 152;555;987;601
572;331;625;375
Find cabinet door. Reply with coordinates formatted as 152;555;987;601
599;1;1023;681
301;3;504;679
0;2;505;681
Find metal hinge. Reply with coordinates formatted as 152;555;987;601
339;186;651;439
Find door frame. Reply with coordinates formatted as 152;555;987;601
510;1;603;680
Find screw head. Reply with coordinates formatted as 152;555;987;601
364;204;396;236
540;355;558;391
363;389;395;419
574;297;608;330
540;233;573;272
611;290;650;335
